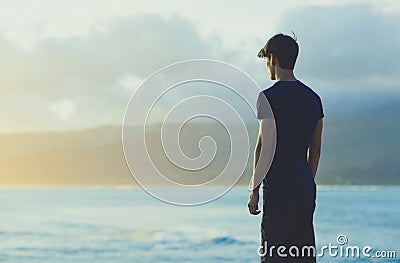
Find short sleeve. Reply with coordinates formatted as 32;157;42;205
317;96;324;119
256;92;273;119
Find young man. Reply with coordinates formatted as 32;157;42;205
248;33;324;263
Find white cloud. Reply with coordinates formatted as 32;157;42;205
0;14;229;132
276;2;400;91
118;74;143;92
49;100;76;122
1;1;399;132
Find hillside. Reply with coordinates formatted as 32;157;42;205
0;103;399;185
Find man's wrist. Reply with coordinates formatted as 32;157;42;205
250;189;260;196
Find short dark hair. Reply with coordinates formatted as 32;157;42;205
257;33;299;70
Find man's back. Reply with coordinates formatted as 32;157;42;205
258;80;324;199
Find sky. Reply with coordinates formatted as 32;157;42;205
0;0;399;133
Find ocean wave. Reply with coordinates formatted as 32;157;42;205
149;228;251;250
209;236;246;245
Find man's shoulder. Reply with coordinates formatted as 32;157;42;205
290;80;322;102
298;81;321;98
260;82;280;96
260;81;322;107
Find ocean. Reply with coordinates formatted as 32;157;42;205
0;186;399;262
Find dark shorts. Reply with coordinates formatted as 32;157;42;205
260;196;316;263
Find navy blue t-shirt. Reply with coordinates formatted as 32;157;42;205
256;80;324;200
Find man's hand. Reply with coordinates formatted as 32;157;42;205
248;191;261;215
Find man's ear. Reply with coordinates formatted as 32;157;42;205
270;54;277;66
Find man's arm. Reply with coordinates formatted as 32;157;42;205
307;118;323;178
248;127;262;215
248;119;276;215
252;132;262;191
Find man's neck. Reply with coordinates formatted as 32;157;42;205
275;69;296;81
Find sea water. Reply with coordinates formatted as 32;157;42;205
0;186;399;263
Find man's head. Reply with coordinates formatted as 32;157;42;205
258;33;299;79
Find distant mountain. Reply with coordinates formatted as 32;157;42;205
0;126;132;185
317;102;400;184
0;103;399;185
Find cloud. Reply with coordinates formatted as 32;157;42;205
276;2;400;91
49;100;76;122
1;3;400;132
0;14;230;132
2;14;227;97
